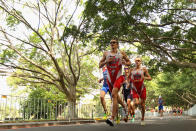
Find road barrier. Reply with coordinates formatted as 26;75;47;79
0;94;101;121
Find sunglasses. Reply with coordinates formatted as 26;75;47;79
110;41;117;44
124;68;129;70
135;60;141;62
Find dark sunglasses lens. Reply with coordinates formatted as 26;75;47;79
110;42;116;44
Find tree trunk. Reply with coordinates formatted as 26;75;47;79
68;99;77;119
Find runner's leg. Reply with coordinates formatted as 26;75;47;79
127;99;131;116
111;88;119;120
117;94;128;122
140;99;145;121
105;82;114;126
100;89;107;114
140;87;146;125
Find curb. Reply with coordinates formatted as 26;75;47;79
0;120;96;130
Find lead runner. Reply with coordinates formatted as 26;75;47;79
99;38;131;126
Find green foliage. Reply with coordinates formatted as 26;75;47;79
0;1;102;114
76;55;99;98
29;32;44;44
62;25;80;39
20;86;67;120
1;0;195;114
40;0;49;2
0;49;16;63
6;11;21;27
28;87;66;101
146;68;196;108
83;0;196;71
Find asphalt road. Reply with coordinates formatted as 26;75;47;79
5;116;196;131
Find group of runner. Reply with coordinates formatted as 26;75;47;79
98;38;152;126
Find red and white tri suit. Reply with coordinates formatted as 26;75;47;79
106;50;123;92
130;68;146;100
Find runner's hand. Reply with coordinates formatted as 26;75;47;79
133;79;142;82
122;59;126;65
106;57;113;63
98;79;103;83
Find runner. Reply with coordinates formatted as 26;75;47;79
173;107;177;116
99;66;111;119
130;56;152;126
158;96;164;118
99;38;131;126
122;66;134;122
109;66;134;125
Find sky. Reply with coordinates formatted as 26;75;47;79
0;76;12;95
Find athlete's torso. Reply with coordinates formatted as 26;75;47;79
106;51;123;84
130;68;145;90
131;68;144;82
159;99;163;106
122;75;131;90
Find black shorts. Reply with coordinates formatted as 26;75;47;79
173;110;177;113
123;89;133;102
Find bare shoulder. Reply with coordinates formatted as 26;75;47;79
142;66;148;71
120;50;126;55
103;51;109;56
129;68;133;72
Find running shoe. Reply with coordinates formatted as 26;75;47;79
122;108;128;122
133;114;135;118
131;117;135;122
103;113;108;120
131;115;135;122
116;117;120;124
141;120;145;126
105;119;114;126
123;115;128;122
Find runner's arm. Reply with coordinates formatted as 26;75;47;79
129;68;133;77
121;51;131;66
143;67;152;80
99;78;104;83
99;52;107;68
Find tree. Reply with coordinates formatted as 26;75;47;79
145;68;196;109
83;0;196;70
0;0;98;118
157;69;196;108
